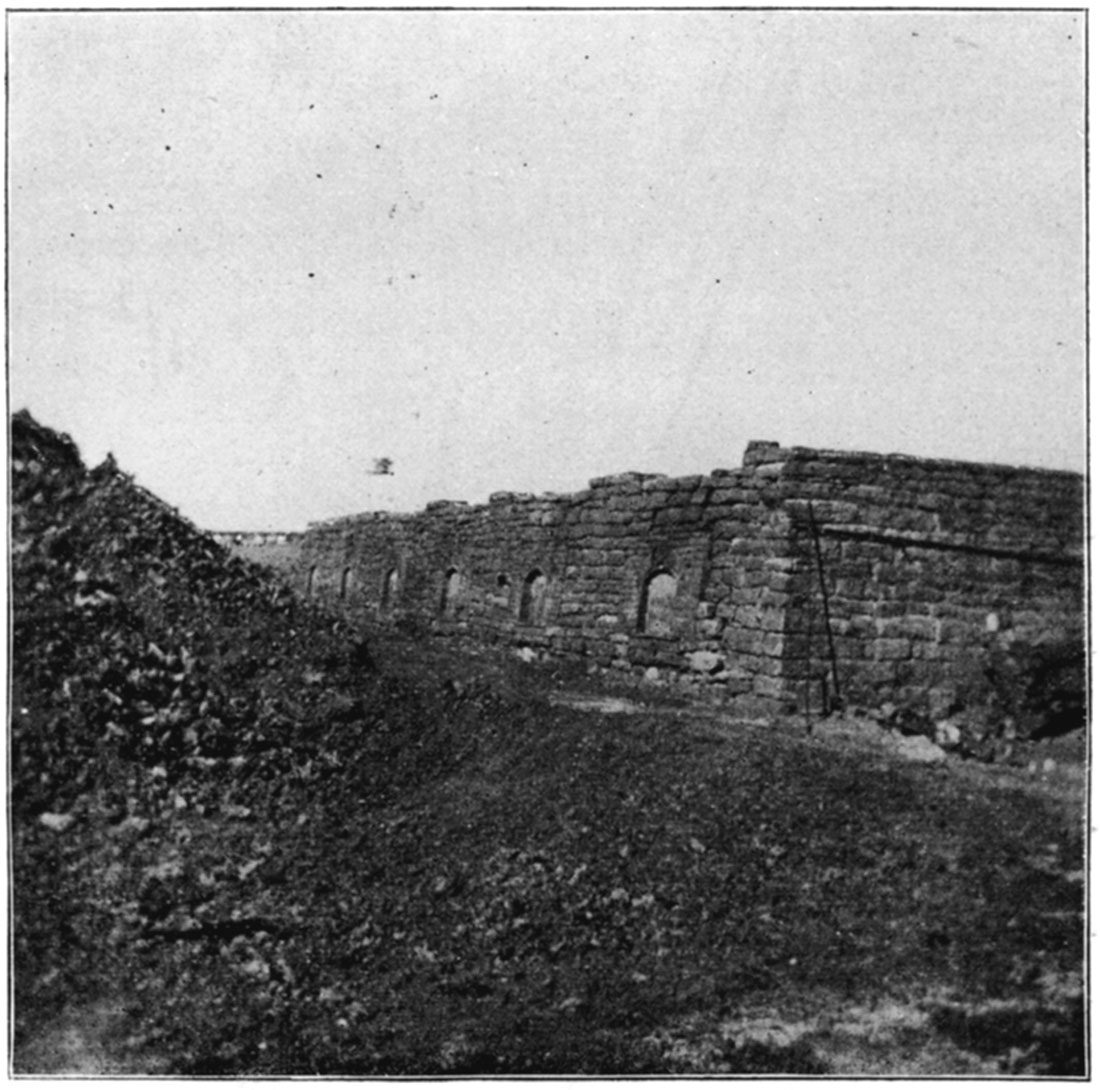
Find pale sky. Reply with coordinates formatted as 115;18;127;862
9;10;1085;531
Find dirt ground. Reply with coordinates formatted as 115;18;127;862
18;634;1086;1077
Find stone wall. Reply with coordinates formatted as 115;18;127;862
772;447;1084;715
232;442;1084;715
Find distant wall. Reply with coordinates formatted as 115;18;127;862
294;457;796;707
211;531;302;579
246;442;1081;715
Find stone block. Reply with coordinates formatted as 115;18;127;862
936;619;972;643
672;475;704;492
747;655;785;677
710;487;757;504
763;556;799;572
751;674;789;698
724;628;763;654
753;462;787;477
872;638;910;660
686;650;725;674
761;629;787;655
724;675;755;696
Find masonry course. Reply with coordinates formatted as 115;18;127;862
216;441;1084;715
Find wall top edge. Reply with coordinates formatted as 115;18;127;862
290;441;1082;535
773;445;1084;478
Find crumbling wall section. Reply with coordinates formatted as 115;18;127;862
294;459;799;707
278;441;1083;715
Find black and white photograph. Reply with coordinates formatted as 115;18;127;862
8;7;1086;1076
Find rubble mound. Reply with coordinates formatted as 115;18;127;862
12;409;396;820
12;412;504;1050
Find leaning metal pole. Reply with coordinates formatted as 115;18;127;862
807;502;842;711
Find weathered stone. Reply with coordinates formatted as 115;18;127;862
38;812;75;833
896;735;948;763
873;638;911;660
247;439;1081;715
686;650;724;674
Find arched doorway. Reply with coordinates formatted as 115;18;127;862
494;573;513;612
518;569;549;624
440;567;464;618
639;570;677;635
381;567;399;611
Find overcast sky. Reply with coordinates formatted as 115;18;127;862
9;10;1085;531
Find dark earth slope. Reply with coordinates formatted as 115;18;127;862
10;411;1085;1075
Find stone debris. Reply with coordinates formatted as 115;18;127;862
38;812;76;833
934;719;963;750
895;735;948;764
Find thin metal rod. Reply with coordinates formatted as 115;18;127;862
807;502;842;710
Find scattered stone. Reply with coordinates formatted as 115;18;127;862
109;815;152;837
895;735;947;764
38;812;75;833
873;702;897;724
240;958;270;981
934;719;963;750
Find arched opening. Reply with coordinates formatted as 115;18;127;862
440;567;464;618
518;569;549;625
639;570;677;635
306;565;318;598
381;567;399;611
340;567;354;600
493;573;512;612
